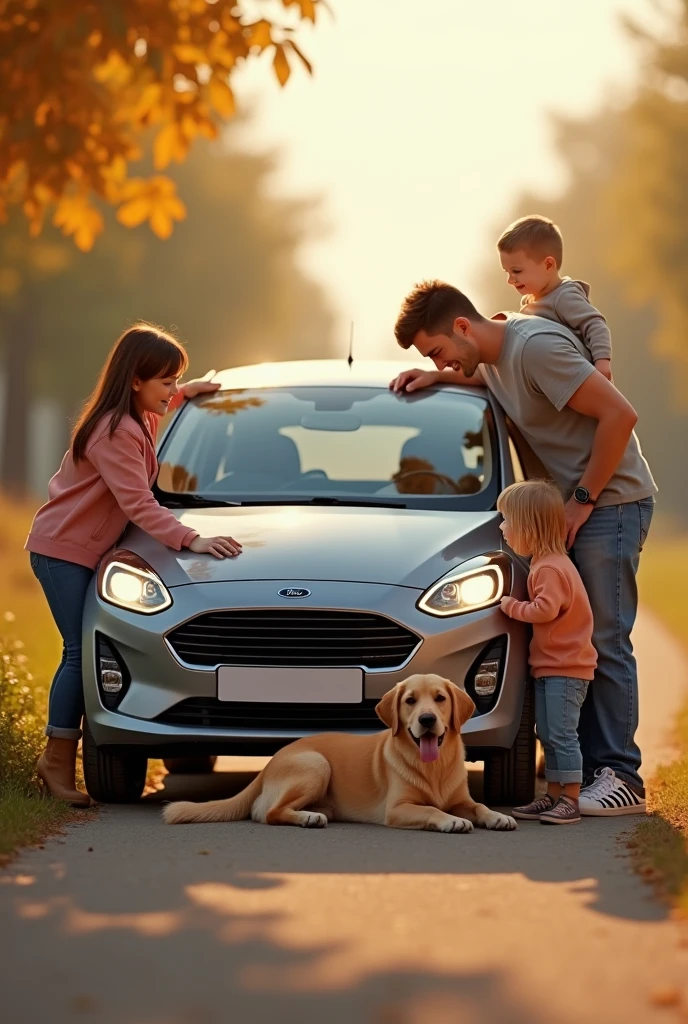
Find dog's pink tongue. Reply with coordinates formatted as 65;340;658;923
419;735;439;763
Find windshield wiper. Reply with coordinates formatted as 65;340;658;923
157;492;406;510
237;498;407;509
158;493;240;509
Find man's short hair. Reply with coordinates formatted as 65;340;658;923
497;214;563;268
394;280;480;350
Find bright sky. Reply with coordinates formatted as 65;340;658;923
235;0;657;359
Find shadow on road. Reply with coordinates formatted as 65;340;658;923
0;760;668;1024
137;762;657;924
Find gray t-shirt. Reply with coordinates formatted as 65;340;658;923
520;278;612;364
479;314;657;508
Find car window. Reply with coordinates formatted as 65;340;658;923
157;386;499;510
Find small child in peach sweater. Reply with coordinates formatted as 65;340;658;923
498;480;597;824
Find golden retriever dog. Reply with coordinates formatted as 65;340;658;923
162;674;517;833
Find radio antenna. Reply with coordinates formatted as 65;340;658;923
348;321;354;368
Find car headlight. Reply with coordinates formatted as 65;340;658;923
99;550;172;614
418;555;509;618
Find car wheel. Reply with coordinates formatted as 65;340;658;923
163;756;217;775
82;719;147;803
483;681;535;806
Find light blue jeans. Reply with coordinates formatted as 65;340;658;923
570;497;655;793
29;552;94;740
535;677;589;784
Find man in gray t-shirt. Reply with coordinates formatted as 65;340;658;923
391;280;656;816
479;314;655;509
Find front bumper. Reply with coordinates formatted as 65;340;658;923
83;579;529;756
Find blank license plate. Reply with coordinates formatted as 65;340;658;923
217;667;363;704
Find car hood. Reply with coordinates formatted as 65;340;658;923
122;505;505;590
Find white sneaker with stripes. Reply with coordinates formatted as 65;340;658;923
579;767;646;816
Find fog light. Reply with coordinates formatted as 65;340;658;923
100;657;123;694
474;659;499;698
465;636;507;713
95;634;131;709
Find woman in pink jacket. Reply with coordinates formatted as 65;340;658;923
26;324;242;805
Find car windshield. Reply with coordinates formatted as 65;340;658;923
156;386;499;511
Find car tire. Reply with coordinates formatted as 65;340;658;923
82;719;147;803
483;681;535;806
163;756;217;775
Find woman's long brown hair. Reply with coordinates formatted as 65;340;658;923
71;324;188;462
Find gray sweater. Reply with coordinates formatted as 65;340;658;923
520;278;611;363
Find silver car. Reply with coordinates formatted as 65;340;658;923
82;360;536;805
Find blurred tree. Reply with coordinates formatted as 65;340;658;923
478;107;688;525
603;1;688;400
0;127;336;494
0;0;322;250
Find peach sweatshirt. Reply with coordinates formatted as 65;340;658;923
501;552;597;681
25;392;197;570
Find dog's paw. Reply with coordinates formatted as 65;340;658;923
300;812;328;829
439;816;474;834
483;811;518;831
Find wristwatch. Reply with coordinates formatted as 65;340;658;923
573;486;595;506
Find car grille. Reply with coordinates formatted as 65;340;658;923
157;697;384;732
166;610;420;670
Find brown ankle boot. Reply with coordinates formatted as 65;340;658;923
37;738;91;807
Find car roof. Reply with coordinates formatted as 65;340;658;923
212;359;488;395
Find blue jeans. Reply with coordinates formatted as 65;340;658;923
29;552;93;740
535;677;589;784
570;498;654;793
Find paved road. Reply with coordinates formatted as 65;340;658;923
1;607;687;1024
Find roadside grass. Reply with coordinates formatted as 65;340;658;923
0;631;76;864
0;495;90;862
636;536;688;915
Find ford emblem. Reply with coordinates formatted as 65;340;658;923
278;588;311;599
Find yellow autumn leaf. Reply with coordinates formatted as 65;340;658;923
92;51;132;88
173;44;207;64
286;38;313;75
101;155;127;184
23;198;45;237
198;119;218;140
247;20;273;51
208;36;238;70
116;196;150;228
153;122;187;169
208;78;235;118
130;82;162;123
53;193;104;252
273;44;291;87
1;2;321;246
283;0;318;22
116;176;186;238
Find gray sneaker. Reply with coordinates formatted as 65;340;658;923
540;796;581;825
512;794;555;820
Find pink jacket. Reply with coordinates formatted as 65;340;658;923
25;393;198;570
501;553;597;681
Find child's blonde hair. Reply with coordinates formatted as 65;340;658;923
497;480;567;559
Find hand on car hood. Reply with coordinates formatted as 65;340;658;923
122;505;503;589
